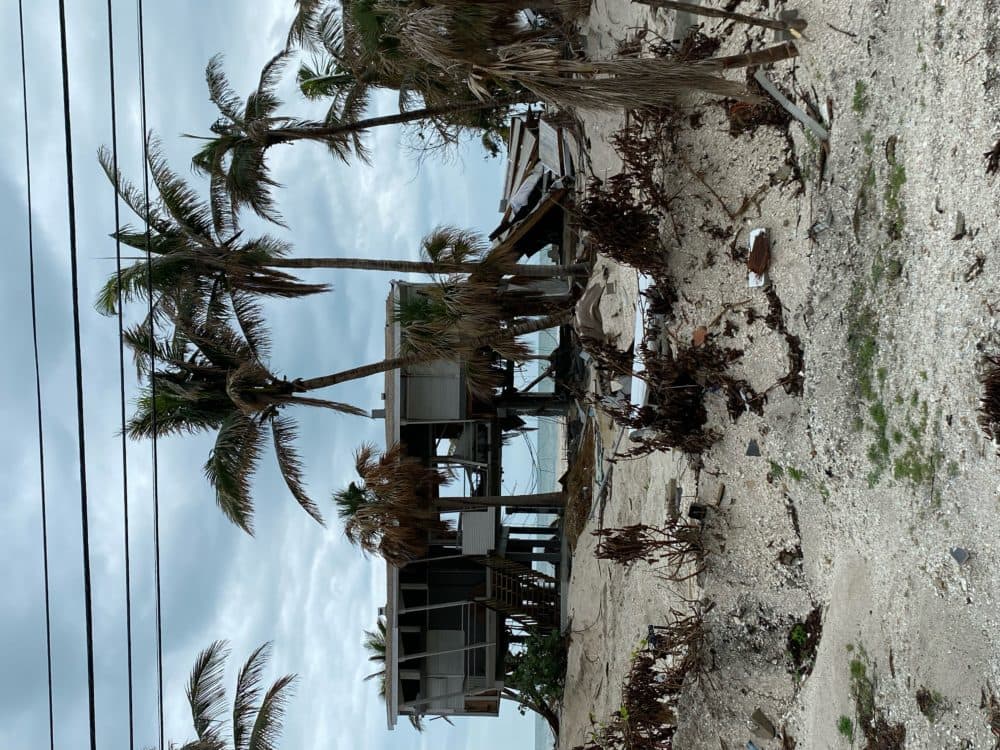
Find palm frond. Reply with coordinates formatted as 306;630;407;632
283;395;368;417
228;289;272;363
421;226;487;266
122;321;174;377
362;617;387;660
270;415;323;525
225;142;286;227
233;642;270;750
97;145;170;234
209;168;239;238
187;640;230;746
95;256;189;316
205;54;246;124
203;412;264;534
247;673;296;750
314;5;347;59
286;0;325;50
126;386;227;440
245;52;291;124
333;481;369;522
146;135;217;241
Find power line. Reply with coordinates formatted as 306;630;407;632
56;0;99;747
134;0;165;746
104;0;138;745
18;2;56;749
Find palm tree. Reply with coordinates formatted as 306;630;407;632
334;442;564;564
190;50;523;224
127;282;569;532
361;616;426;731
124;291;367;533
389;3;801;109
97;144;581;320
294;1;534;156
174;641;294;750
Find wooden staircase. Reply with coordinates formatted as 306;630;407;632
475;556;559;631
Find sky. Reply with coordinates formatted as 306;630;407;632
0;1;536;749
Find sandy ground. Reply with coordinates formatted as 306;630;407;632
560;1;1000;748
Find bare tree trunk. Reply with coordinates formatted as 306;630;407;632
267;256;589;278
635;0;807;33
707;41;800;70
295;311;571;390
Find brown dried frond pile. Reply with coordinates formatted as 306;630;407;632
578;175;664;272
979;356;1000;446
593;521;703;581
601;342;757;457
571;608;705;750
610;123;677;215
563;420;597;553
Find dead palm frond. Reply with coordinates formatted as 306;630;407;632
334;442;452;564
979;355;1000;445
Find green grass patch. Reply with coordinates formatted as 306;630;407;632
884;149;907;236
853;80;870;115
850;658;876;728
787;466;805;482
848;308;879;401
837;715;855;741
893;445;940;484
769;461;785;479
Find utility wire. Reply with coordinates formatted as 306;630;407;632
18;2;56;749
135;1;165;747
56;0;99;748
105;0;137;745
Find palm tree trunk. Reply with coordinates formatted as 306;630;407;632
266;257;589;278
635;0;807;33
431;0;558;8
295;310;571;390
266;97;531;146
435;491;565;511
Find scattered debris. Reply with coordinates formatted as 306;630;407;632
986;139;1000;175
753;69;830;142
787;606;823;679
950;546;971;565
981;686;1000;747
764;286;806;396
964;254;985;282
952;211;966;240
693;325;709;347
688;503;708;521
747;228;771;289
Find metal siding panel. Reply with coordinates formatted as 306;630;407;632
460;509;496;555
